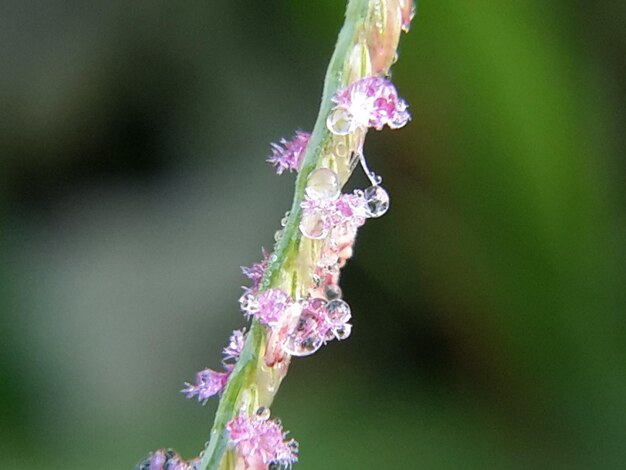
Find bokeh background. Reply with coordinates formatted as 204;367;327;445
2;1;625;468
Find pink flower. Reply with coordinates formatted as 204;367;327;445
281;298;352;356
241;249;270;296
182;368;230;404
241;288;293;327
137;449;200;470
226;412;298;468
267;131;311;174
327;76;410;133
223;329;246;364
182;329;248;404
300;191;368;241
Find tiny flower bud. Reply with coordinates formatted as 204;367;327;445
399;0;416;32
366;0;403;74
227;412;298;468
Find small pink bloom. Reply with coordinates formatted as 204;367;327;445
267;131;311;174
223;329;246;364
227;412;298;468
182;368;230;404
243;288;293;327
241;249;270;296
138;449;198;470
328;76;410;133
300;190;368;241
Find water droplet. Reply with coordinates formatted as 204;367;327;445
269;461;292;470
256;406;271;420
239;293;259;313
305;168;340;200
326;107;353;136
318;248;339;268
363;185;389;218
281;211;291;227
282;310;324;357
274;229;283;242
326;299;351;324
333;139;349;158
299;212;329;240
324;284;342;300
334;323;352;341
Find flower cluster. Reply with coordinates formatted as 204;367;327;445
136;449;200;470
327;76;410;135
181;329;245;404
267;131;311;175
141;1;414;467
226;409;298;469
240;249;270;297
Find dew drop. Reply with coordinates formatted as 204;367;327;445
282;310;324;357
326;107;354;136
281;211;291;227
274;229;283;242
363;185;390;218
305;168;340;200
318;248;339;268
269;461;292;470
324;284;342;300
239;293;259;313
333;139;349;158
326;299;351;324
255;406;271;420
299;212;329;240
334;323;352;341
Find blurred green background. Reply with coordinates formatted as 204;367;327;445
2;1;625;468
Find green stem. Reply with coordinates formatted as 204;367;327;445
198;1;371;468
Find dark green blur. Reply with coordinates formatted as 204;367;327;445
1;1;625;468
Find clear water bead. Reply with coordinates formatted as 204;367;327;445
326;106;354;136
326;299;351;324
255;406;271;420
282;320;324;357
334;323;352;341
282;302;325;357
305;168;340;200
333;139;349;158
299;212;329;240
269;461;292;470
324;284;342;300
363;185;390;218
239;293;259;313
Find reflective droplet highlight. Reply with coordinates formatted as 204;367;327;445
363;185;389;218
282;315;324;357
324;284;342;300
326;298;351;323
299;212;328;240
255;406;271;420
305;168;340;200
334;323;352;341
282;300;326;357
333;139;349;158
326;107;353;135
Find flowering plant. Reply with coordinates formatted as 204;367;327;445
138;1;414;468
